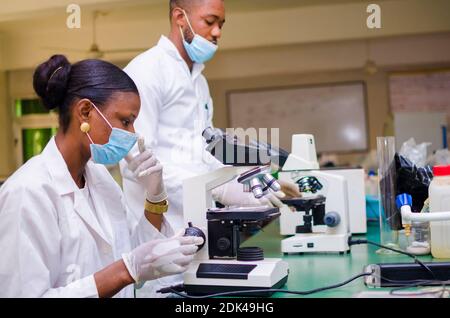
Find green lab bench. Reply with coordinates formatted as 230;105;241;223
241;220;446;298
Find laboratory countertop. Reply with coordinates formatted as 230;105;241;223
241;220;446;298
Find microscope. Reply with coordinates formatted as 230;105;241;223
278;135;352;254
279;134;366;236
279;173;351;254
182;128;289;296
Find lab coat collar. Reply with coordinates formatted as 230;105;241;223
42;137;112;246
157;35;205;80
42;137;80;196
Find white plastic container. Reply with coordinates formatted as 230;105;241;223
429;165;450;258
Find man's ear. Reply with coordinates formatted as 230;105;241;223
172;7;186;27
75;99;93;123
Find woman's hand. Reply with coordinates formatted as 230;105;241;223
125;137;167;203
122;232;204;284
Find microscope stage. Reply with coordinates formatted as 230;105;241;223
207;206;280;221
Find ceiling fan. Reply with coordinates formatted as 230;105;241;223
44;10;147;59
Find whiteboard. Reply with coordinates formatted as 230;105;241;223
227;82;368;153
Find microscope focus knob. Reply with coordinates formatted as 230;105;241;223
184;222;206;251
324;212;341;228
217;237;231;251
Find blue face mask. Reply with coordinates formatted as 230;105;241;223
180;10;218;64
85;103;138;165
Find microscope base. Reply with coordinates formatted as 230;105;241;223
282;233;350;254
183;258;289;296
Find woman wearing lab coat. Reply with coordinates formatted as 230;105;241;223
0;55;202;298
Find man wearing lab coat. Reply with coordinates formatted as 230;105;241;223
122;0;225;234
120;0;286;296
120;0;227;297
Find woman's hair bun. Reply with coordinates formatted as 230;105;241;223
33;54;72;110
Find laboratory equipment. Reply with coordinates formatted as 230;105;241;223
398;192;450;259
238;165;281;199
202;127;289;167
280;171;351;254
363;262;450;288
180;129;289;296
406;221;430;256
377;136;402;253
279;135;366;236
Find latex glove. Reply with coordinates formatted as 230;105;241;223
125;137;167;202
278;179;302;199
259;190;286;208
212;177;260;207
122;232;204;284
212;177;286;208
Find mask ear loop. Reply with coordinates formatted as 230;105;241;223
90;102;113;130
182;9;195;34
84;102;114;145
85;131;94;145
179;25;186;42
179;8;195;41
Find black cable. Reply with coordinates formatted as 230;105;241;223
349;239;438;281
159;272;372;299
157;240;440;298
388;280;450;297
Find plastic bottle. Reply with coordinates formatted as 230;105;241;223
428;165;450;258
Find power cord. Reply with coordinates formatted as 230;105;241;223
157;272;372;298
348;238;438;280
389;280;450;298
156;239;441;298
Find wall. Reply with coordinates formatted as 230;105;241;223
208;68;389;166
2;0;450;71
2;32;450;174
205;32;450;166
2;0;450;174
0;70;13;179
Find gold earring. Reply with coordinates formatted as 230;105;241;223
80;122;90;133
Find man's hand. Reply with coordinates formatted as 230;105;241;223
278;179;301;199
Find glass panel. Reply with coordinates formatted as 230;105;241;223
15;99;55;117
22;128;58;162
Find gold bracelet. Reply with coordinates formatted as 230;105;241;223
144;199;168;215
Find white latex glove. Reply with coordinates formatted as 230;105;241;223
122;231;204;284
125;137;167;202
259;190;286;208
278;179;302;199
212;177;286;208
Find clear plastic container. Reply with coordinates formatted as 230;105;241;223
377;136;405;253
429;165;450;258
406;221;431;255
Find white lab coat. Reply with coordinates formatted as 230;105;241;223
121;35;223;232
0;138;164;298
120;35;223;297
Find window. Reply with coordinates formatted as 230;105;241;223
13;98;59;165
